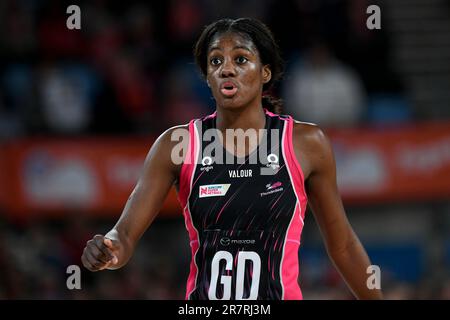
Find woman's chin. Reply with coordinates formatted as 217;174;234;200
218;99;244;110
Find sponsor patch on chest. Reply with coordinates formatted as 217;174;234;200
199;184;231;198
260;182;284;197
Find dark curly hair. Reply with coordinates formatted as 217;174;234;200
194;18;284;114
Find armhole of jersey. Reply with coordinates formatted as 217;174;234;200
279;116;307;300
177;119;201;300
283;116;308;220
178;119;198;209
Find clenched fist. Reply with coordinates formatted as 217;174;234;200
81;234;120;271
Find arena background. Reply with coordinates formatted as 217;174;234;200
0;0;449;299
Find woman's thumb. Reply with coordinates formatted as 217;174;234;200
103;237;117;249
111;255;119;265
103;237;119;265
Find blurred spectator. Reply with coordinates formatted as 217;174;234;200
162;59;212;127
84;2;124;72
59;211;94;267
0;90;23;139
0;64;34;136
283;42;365;126
166;0;204;54
37;62;99;134
36;1;86;60
340;0;398;94
0;0;37;60
106;51;157;133
124;5;162;69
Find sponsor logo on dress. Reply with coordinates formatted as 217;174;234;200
260;181;283;197
200;156;214;172
199;184;231;198
261;153;280;175
220;237;230;246
220;237;256;246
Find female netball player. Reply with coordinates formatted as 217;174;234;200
82;18;383;300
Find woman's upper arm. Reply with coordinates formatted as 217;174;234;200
294;123;383;299
113;124;188;248
294;123;353;254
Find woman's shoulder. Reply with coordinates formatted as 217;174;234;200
150;123;191;162
290;118;333;161
157;110;216;148
157;123;190;142
291;119;323;140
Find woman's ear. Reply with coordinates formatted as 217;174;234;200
262;65;272;84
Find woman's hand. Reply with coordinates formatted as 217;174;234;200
81;234;121;271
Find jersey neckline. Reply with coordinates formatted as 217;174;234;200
211;109;271;162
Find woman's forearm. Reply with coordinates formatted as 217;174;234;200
328;237;383;300
104;228;134;270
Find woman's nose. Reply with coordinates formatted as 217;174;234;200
220;60;236;78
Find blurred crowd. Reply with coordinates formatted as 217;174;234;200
1;213;449;299
1;0;449;300
0;214;189;299
0;0;412;140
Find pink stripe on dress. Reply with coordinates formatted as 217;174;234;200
178;119;200;299
280;116;308;300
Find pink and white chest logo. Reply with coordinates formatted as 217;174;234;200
199;184;231;198
260;181;284;197
266;181;282;190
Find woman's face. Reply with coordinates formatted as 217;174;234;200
206;32;271;110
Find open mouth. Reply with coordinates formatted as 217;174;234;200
220;81;238;97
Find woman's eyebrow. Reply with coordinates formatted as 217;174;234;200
208;45;254;53
209;46;221;53
233;45;253;53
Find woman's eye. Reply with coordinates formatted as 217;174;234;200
210;57;221;65
236;56;248;64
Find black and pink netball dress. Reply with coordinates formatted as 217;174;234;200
177;108;308;300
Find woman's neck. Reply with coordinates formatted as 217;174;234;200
215;104;267;159
215;104;266;132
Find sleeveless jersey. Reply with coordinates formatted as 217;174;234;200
177;108;308;300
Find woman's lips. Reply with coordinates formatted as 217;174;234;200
220;81;238;97
220;87;238;97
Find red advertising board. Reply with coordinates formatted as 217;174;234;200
1;121;449;217
328;121;450;203
0;136;180;218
